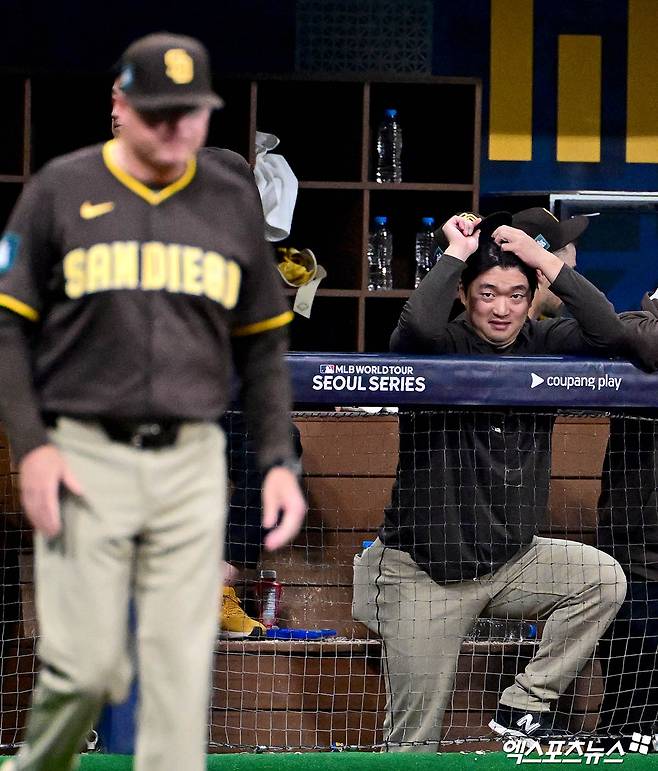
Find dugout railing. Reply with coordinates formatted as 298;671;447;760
1;354;657;753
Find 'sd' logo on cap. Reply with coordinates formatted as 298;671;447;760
164;48;194;84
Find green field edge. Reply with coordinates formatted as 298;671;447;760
1;751;651;770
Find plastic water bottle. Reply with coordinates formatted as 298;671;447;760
414;216;437;287
467;618;537;642
367;216;393;291
376;108;402;183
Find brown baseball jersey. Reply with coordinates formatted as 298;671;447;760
0;139;292;422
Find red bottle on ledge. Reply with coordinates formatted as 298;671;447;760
256;569;282;629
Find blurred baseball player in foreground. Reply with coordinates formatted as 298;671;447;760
0;31;305;771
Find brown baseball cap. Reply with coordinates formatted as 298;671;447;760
511;207;589;252
116;32;223;111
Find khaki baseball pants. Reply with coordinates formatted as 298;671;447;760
353;536;626;752
15;417;226;771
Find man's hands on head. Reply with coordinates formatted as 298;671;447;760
492;225;564;282
442;215;482;261
19;444;83;538
261;466;307;552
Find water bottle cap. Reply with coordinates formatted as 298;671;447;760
259;569;277;580
361;540;374;549
384;108;397;117
421;217;435;227
374;216;387;225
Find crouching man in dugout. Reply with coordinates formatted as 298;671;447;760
352;213;628;751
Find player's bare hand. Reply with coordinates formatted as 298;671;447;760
261;467;307;552
441;215;482;261
492;225;563;281
19;445;83;538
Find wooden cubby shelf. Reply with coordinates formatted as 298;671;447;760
257;75;481;351
0;72;481;352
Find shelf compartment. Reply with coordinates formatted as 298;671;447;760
0;184;23;231
288;296;358;353
368;82;477;185
207;79;252;160
31;73;115;172
256;81;363;182
0;75;27;177
364;297;409;353
368;189;473;290
278;188;365;290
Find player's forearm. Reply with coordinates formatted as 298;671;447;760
232;327;295;470
622;296;658;372
534;251;564;283
642;292;658;318
550;265;625;351
0;313;49;464
622;314;658;372
390;254;464;353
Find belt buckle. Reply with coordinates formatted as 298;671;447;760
130;423;163;449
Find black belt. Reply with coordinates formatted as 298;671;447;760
43;413;182;449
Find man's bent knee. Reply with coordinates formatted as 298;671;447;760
597;556;627;611
579;547;627;611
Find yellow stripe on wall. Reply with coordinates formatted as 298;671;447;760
489;0;533;161
557;35;601;163
627;0;658;163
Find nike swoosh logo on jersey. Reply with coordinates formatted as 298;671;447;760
80;201;115;219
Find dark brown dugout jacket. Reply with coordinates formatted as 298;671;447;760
380;253;626;584
597;293;658;582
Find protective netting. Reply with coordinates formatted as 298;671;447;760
1;408;657;753
211;408;657;752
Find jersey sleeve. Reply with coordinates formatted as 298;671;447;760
231;186;292;338
0;172;55;322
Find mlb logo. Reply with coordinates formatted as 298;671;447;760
319;364;335;374
0;232;20;275
534;233;550;250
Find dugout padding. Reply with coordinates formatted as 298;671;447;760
0;414;615;749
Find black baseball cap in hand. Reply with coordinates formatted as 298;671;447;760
435;211;512;252
511;207;589;252
116;32;224;112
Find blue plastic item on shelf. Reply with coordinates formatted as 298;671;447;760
266;628;337;640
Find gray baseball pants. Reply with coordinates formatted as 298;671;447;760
14;417;226;771
353;536;626;752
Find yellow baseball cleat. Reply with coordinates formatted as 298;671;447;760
219;586;266;639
